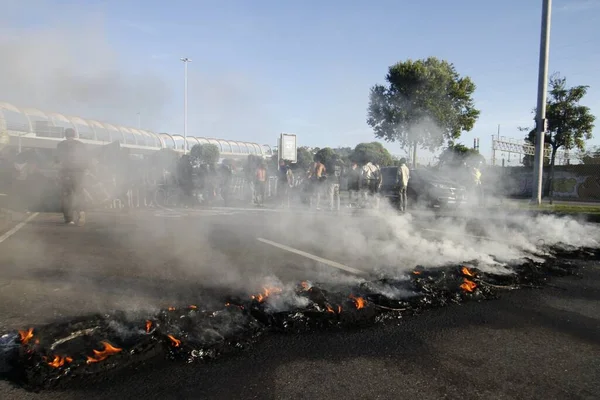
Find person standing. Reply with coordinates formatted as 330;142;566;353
56;128;88;225
327;158;342;211
397;158;410;212
255;161;267;206
308;158;326;210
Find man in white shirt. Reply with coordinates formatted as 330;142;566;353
397;158;410;212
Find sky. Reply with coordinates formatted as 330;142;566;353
0;0;598;164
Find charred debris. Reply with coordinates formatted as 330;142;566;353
1;243;597;390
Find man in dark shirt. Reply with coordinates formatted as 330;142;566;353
56;128;88;225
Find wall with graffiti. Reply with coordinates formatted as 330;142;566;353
496;165;600;201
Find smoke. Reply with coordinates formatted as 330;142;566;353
0;7;170;127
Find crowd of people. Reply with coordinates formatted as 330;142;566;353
0;132;485;226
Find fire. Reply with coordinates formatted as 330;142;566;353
86;341;122;364
251;287;283;303
325;304;342;314
168;307;176;311
349;295;367;310
145;320;152;333
18;328;34;345
189;305;197;309
167;334;181;348
460;278;477;293
47;355;73;368
461;266;475;277
412;271;421;275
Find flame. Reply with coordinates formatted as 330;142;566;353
349;295;367;310
18;328;34;345
47;355;73;368
326;304;342;314
189;305;197;309
460;278;477;292
145;320;152;333
168;307;176;311
251;287;283;303
461;266;475;277
167;335;181;348
412;271;421;275
86;341;122;364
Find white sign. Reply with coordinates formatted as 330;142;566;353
279;133;297;163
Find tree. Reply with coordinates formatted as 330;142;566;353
367;57;480;167
523;74;596;192
314;147;336;165
294;146;315;172
438;143;485;168
190;143;220;166
350;142;393;166
579;146;600;165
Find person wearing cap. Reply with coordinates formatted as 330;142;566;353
56;128;88;225
397;158;410;212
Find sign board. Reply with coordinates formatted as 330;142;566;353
279;133;297;163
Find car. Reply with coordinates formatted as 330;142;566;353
380;167;468;209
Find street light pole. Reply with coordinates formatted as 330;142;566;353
180;57;192;155
532;0;552;205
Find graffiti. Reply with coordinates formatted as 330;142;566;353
552;178;577;195
503;170;600;201
577;176;600;200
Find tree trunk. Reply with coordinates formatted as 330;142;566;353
546;145;558;202
412;142;418;169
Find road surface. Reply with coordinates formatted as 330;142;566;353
0;208;598;400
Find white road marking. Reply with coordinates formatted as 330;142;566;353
257;237;368;276
0;212;39;244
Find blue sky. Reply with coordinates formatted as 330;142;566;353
1;0;599;163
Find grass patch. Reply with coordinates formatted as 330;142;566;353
512;203;600;215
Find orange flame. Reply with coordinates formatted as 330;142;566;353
86;341;122;364
338;305;342;313
461;267;475;277
47;355;73;368
18;328;34;345
145;320;152;333
326;305;335;313
460;278;477;293
167;335;181;348
326;304;342;314
189;305;197;309
412;271;421;275
349;295;367;310
251;287;283;303
168;307;176;311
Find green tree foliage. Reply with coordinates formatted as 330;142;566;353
190;143;221;166
367;57;480;160
350;142;393;166
438;143;485;168
295;146;315;171
524;75;595;167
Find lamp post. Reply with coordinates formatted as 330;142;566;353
532;0;552;205
180;57;192;154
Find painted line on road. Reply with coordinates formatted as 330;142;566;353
0;212;39;244
257;237;368;276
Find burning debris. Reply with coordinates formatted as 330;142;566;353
0;243;591;390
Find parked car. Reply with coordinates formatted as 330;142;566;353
380;167;468;209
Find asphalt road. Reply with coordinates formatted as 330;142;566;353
0;208;599;399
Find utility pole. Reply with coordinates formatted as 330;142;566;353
532;0;552;205
180;57;192;154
